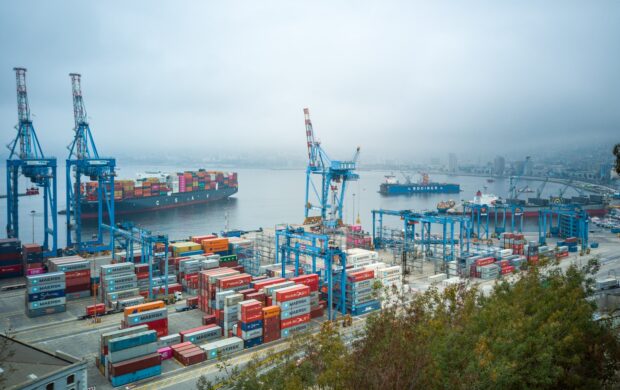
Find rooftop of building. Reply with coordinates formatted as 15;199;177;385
0;334;82;389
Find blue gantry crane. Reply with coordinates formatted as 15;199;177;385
275;226;347;320
6;68;58;256
102;222;170;299
303;108;360;229
66;73;116;252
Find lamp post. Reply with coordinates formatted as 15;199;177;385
30;210;36;243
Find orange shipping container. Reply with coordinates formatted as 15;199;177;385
262;305;281;318
123;300;166;318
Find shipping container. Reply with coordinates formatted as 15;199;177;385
110;364;161;387
108;342;158;364
201;337;244;360
109;352;160;377
108;330;157;353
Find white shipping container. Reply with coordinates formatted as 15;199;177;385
201;337;244;360
107;342;157;364
158;333;181;347
27;297;66;310
184;326;222;344
241;328;263;340
126;308;168;326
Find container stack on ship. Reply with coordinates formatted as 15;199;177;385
79;169;238;218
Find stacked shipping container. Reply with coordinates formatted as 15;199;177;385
123;301;168;337
99;263;139;308
25;272;66;317
48;255;91;299
100;326;161;387
22;243;44;276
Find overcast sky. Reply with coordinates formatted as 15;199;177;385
1;1;619;163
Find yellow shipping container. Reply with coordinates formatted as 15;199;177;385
170;241;202;255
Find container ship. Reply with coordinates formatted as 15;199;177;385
78;170;238;218
379;173;460;196
437;190;609;218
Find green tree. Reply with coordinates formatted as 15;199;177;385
349;259;620;389
224;259;620;389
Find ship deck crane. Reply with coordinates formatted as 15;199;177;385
6;68;58;256
66;73;116;253
303;108;360;229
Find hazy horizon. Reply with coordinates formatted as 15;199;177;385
1;1;619;164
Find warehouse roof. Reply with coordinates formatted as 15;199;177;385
0;334;80;389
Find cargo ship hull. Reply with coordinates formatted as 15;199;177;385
79;187;238;219
380;183;460;196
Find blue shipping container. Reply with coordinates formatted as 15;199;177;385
109;331;157;353
28;289;66;302
240;320;263;331
350;300;381;316
243;336;263;349
110;364;162;387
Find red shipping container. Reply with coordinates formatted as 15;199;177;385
202;314;216;325
192;235;217;244
280;313;311;329
217;274;252;290
179;349;205;366
289;274;320;292
110;353;160;377
0;253;22;261
310;306;324;319
241;312;263;323
145;318;168;337
187;296;199;307
263;330;280;344
86;303;106;317
180;324;217;339
475;257;495;266
499;260;510;268
65;284;91;293
252;278;286;291
0;264;22;274
136;272;150;280
275;285;310;302
501;266;515;275
246;292;265;305
238;288;256;297
347;270;374;282
66;275;91;285
65;270;91;279
171;341;193;350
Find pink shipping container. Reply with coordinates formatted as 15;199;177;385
158;346;173;361
26;267;45;275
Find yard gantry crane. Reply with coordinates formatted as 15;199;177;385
6;68;58;256
303;108;360;229
66;73;116;253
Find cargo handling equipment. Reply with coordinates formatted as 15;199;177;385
65;73;116;253
302;107;360;230
5;67;58;257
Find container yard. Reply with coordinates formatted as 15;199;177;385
2;226;620;389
